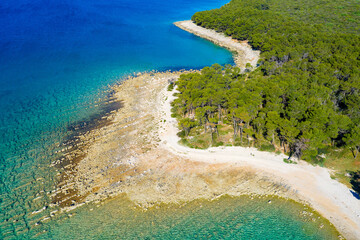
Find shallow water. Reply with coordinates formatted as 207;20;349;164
0;0;341;239
44;195;340;239
0;0;232;238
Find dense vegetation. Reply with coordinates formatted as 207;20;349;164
172;0;360;188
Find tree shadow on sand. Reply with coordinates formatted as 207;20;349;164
349;171;360;200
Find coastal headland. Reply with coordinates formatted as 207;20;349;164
174;20;260;70
48;21;360;239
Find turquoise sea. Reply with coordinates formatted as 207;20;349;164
0;0;340;239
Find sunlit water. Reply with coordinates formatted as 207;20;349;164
0;0;340;239
45;195;340;239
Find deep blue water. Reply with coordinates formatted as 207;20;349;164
0;0;232;238
0;1;340;239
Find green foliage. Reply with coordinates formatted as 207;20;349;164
234;139;246;147
186;0;359;165
179;138;190;147
179;118;197;136
302;149;326;166
167;83;174;91
283;158;298;164
259;144;276;152
214;141;225;147
168;1;360;192
343;126;360;158
185;133;212;149
172;53;357;163
177;130;186;138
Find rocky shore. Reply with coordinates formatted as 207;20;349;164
52;71;295;209
49;69;358;239
174;20;260;70
44;21;360;240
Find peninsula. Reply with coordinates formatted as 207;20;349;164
49;21;360;239
49;0;360;238
3;0;359;239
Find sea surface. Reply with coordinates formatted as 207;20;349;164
0;0;340;239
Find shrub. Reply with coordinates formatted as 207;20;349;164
179;138;189;146
214;141;224;147
167;83;174;91
283;158;297;164
177;130;185;138
259;144;275;152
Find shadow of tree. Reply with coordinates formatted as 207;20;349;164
349;171;360;198
350;190;360;200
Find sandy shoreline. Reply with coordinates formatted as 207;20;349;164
54;71;294;206
47;21;360;239
160;82;360;239
174;20;260;70
169;21;360;239
51;71;360;239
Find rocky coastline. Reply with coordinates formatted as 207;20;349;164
174;20;260;70
43;21;360;240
